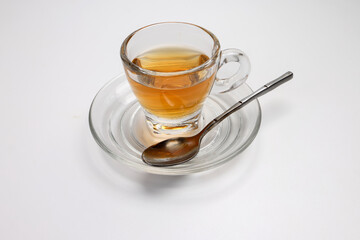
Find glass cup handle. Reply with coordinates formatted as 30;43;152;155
213;48;251;93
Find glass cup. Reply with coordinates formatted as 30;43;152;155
120;22;250;135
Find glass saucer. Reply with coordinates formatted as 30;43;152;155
89;74;262;175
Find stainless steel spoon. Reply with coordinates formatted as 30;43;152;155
142;71;293;167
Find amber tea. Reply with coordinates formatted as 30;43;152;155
127;47;215;119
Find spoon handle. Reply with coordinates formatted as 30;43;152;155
200;71;293;137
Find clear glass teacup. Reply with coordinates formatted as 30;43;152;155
120;22;250;135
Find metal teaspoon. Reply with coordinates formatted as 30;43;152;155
142;71;293;167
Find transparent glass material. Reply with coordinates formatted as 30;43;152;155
89;75;261;175
120;22;250;134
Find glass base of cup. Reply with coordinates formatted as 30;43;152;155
144;110;202;135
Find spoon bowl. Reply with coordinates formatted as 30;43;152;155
142;136;201;166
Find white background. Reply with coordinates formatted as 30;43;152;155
1;0;360;239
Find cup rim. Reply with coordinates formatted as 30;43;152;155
120;22;221;77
